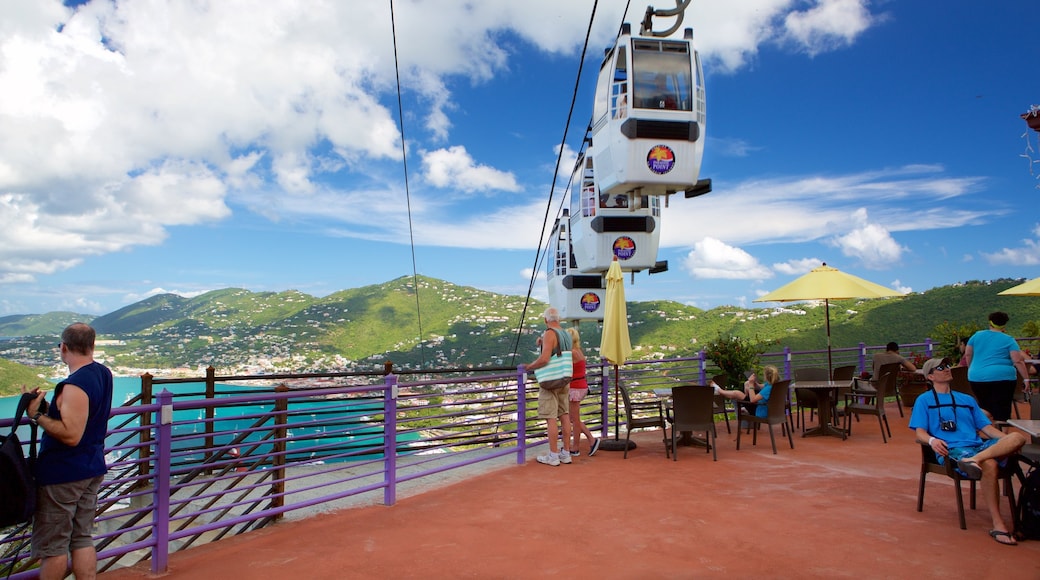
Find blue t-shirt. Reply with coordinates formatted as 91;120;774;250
37;361;114;485
967;329;1019;382
908;389;990;449
755;382;773;418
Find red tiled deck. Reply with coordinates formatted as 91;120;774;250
104;403;1040;579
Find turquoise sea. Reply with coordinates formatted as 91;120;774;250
2;376;410;463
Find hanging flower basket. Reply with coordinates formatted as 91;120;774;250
1023;111;1040;133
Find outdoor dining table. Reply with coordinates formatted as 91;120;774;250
792;379;853;439
1007;419;1040;439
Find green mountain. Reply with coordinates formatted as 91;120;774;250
0;312;94;337
0;358;54;397
1;276;1038;374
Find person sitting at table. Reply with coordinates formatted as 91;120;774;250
872;342;916;377
909;357;1026;546
743;366;780;418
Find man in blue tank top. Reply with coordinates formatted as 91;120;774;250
23;323;113;579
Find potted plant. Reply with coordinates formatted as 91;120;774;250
704;334;765;390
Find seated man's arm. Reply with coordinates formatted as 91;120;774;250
916;426;948;456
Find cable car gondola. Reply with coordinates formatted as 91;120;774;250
547;4;710;322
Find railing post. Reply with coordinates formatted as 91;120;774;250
697;349;707;384
205;366;216;470
599;360;611;438
137;373;154;499
383;374;398;506
516;366;527;465
784;347;792;380
925;338;933;358
271;384;289;517
151;390;173;574
859;343;867;375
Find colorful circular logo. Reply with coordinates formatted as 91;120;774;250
580;292;601;313
647;145;675;175
613;236;636;260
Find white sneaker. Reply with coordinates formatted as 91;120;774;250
559;450;572;464
536;453;560;466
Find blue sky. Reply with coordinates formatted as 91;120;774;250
1;0;1038;316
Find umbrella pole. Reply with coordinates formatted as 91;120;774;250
825;299;833;376
599;363;636;452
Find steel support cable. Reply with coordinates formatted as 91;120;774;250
389;0;427;370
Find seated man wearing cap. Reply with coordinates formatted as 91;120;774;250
908;357;1026;546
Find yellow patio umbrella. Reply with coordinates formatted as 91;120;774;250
998;277;1040;296
600;257;632;447
753;263;905;373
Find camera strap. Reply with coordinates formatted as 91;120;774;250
928;388;958;424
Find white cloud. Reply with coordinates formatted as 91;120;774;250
828;209;907;268
420;146;521;193
981;234;1040;266
0;0;889;287
773;258;823;276
782;0;876;56
683;237;773;280
891;279;912;294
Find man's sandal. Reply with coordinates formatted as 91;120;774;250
956;458;982;479
989;530;1017;546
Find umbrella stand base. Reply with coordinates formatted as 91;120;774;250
598;439;636;452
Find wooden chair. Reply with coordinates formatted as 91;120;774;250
666;385;718;461
736;379;794;454
917;442;1018;530
843;371;895;442
618;383;667;459
793;368;828;432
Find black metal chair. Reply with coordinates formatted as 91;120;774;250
666;385;718;461
618;383;667;459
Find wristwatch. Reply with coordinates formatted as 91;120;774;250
29;412;43;426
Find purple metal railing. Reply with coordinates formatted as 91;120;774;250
7;338;1036;576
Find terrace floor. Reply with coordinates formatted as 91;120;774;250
104;401;1040;579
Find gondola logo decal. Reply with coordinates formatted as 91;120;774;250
647;145;675;175
580;292;601;313
613;236;636;260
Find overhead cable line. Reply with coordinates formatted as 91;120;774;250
389;0;428;370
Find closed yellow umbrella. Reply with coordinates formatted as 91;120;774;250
600;258;632;366
600;257;632;448
753;263;904;372
998;277;1040;296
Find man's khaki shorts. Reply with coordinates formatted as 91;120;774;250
537;386;570;419
32;475;103;558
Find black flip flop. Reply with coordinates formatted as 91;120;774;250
989;530;1017;546
957;458;982;479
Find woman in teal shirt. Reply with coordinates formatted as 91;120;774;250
963;311;1029;421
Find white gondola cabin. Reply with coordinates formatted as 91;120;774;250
546;12;710;322
591;23;708;201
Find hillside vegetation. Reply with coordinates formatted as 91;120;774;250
0;358;54;397
0;276;1038;374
